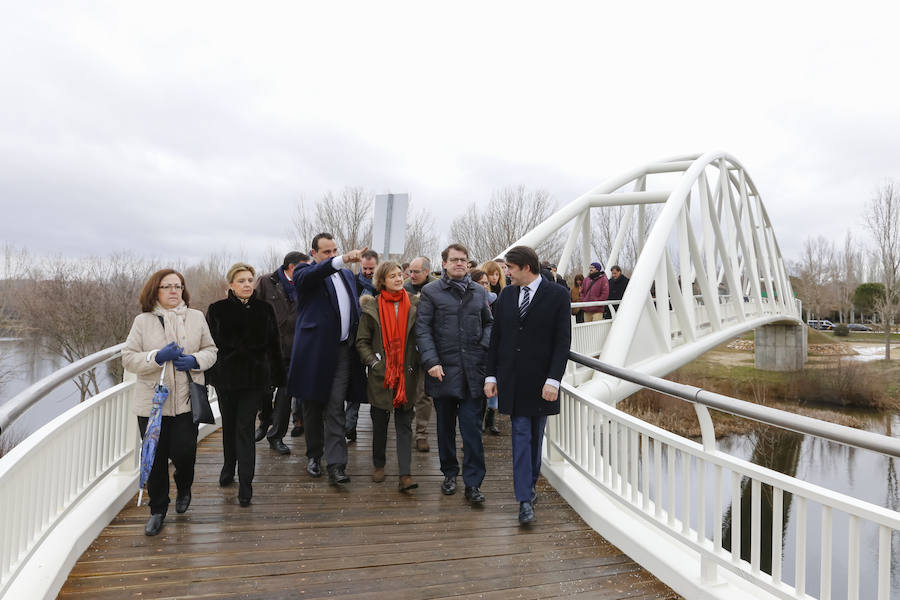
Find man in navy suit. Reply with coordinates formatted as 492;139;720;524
287;232;368;486
484;245;571;524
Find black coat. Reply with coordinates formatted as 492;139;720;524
608;274;629;301
415;276;493;400
486;276;571;417
205;290;285;391
255;270;297;360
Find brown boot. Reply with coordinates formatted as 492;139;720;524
399;475;418;492
372;468;385;483
415;438;430;452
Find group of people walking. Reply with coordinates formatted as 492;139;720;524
124;234;603;536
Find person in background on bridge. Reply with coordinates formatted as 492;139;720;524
571;273;585;323
416;243;492;505
254;252;306;455
484;246;571;525
481;260;506;298
401;262;410;280
472;269;500;435
206;263;284;507
605;265;629;319
288;253;313;438
346;249;379;444
403;256;437;452
580;262;609;322
356;261;421;492
288;233;368;486
123;269;218;536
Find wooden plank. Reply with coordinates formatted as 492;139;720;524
59;407;677;599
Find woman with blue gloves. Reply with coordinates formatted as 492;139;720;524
206;263;284;507
122;269;218;536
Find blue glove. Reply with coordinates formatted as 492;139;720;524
173;354;199;372
155;342;183;364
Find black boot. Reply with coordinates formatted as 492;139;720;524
485;409;499;435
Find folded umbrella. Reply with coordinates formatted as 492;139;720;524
137;362;169;507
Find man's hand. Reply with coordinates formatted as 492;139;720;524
484;382;497;398
342;246;369;264
542;384;559;402
428;365;445;381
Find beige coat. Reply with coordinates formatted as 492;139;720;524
122;309;218;417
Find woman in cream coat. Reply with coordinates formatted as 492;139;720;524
122;269;217;536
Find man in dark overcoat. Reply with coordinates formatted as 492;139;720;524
416;243;493;505
287;233;367;485
254;251;307;454
485;245;571;524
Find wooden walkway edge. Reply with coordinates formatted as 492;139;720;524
59;407;678;599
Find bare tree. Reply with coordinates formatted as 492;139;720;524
834;231;860;323
865;180;900;359
449;186;561;264
293;187;374;254
400;203;437;263
791;236;836;321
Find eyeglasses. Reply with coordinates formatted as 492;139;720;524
445;258;468;264
159;284;184;291
408;269;425;274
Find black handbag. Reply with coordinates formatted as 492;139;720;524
186;371;215;425
155;315;214;424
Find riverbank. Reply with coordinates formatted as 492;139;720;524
619;334;900;439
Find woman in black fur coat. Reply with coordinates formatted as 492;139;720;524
206;262;285;506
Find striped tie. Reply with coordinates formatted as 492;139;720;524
519;286;530;320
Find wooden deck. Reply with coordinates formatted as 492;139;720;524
59;407;677;599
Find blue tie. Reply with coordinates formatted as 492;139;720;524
519;286;530;320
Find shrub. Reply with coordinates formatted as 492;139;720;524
834;323;850;337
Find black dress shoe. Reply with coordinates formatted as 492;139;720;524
219;466;235;487
345;427;357;443
465;486;485;504
290;424;304;437
328;466;350;486
519;501;535;524
254;423;270;442
307;457;322;478
239;482;252;506
144;513;165;536
441;476;457;495
268;438;291;454
175;492;191;514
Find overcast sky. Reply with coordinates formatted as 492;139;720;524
1;2;897;268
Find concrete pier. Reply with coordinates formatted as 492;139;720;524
754;323;807;371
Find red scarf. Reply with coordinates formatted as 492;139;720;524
378;289;411;408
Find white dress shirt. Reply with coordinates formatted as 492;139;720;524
330;255;352;341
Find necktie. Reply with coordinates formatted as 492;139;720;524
519;286;530;320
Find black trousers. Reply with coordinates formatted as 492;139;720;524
219;388;261;498
302;342;350;468
258;358;292;440
138;411;198;516
371;404;414;475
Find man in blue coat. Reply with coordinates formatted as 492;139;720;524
287;233;368;486
484;246;571;524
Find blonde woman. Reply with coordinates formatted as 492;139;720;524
480;260;506;296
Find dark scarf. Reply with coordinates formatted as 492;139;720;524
357;272;376;295
277;267;297;303
589;270;603;281
442;270;471;294
490;282;502;294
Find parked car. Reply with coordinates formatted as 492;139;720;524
847;323;873;332
806;320;835;330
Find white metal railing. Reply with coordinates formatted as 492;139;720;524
547;351;900;600
0;379;137;595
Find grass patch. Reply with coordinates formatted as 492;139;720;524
818;331;900;343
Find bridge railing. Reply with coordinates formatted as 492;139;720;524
0;345;219;599
546;351;900;600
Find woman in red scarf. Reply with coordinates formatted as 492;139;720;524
356;261;422;492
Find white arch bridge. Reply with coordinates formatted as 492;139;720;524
1;152;899;600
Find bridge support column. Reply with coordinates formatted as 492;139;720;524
754;324;807;371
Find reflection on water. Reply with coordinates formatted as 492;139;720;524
0;338;117;443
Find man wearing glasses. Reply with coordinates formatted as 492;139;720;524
403;257;437;451
416;244;493;505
